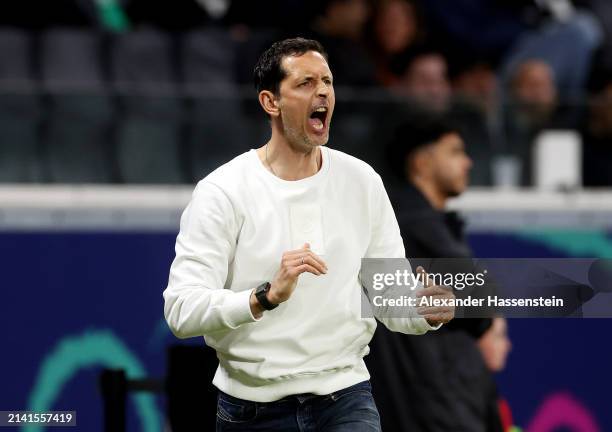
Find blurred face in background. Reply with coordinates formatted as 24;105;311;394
511;60;558;123
453;63;498;113
411;132;472;197
321;0;370;40
400;53;451;112
375;0;418;55
275;51;335;150
478;317;512;372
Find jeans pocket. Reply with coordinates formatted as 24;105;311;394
329;380;372;402
216;392;258;424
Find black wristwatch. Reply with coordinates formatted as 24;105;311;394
254;282;279;310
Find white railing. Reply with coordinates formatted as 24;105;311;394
1;185;612;231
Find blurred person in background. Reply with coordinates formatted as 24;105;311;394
478;317;515;432
500;0;602;104
367;0;425;86
504;58;562;185
448;57;500;186
394;45;452;113
509;59;558;129
450;58;499;118
419;0;602;103
367;114;503;432
359;46;452;180
307;0;376;86
386;48;495;185
383;115;472;243
580;0;612;70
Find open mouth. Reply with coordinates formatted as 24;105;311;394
308;106;328;133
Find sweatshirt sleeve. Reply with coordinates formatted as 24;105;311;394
163;181;260;339
364;173;441;335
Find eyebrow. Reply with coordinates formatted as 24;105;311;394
295;73;333;81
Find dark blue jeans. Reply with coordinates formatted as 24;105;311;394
215;380;382;431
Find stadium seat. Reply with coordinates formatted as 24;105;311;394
116;116;183;184
0;28;41;182
180;27;236;85
111;28;184;183
41;28;114;183
180;28;252;180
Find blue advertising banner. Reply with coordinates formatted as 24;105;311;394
1;228;611;431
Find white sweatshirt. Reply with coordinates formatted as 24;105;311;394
163;146;438;402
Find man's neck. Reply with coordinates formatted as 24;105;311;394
410;176;447;210
257;135;321;181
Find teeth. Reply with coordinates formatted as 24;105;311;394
315;107;327;112
313;122;323;130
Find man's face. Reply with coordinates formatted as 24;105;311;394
421;133;472;196
276;51;335;151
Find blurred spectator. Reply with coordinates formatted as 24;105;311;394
509;59;558;128
311;0;369;41
503;58;565;185
420;0;602;102
501;7;602;104
581;0;612;72
306;0;376;86
448;58;500;186
394;46;452;113
581;75;612;186
418;0;535;65
368;114;501;431
450;58;499;117
367;0;424;86
388;49;495;184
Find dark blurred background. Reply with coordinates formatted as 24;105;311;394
1;0;612;187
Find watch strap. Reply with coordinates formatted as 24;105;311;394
255;282;278;310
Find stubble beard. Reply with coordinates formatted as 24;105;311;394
280;111;327;153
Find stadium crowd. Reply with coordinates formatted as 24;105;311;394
1;0;611;186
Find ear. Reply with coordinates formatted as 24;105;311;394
410;149;431;178
258;90;280;117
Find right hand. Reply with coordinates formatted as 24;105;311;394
268;243;328;304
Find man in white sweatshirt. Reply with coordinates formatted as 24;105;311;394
163;37;455;431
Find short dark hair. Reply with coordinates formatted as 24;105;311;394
391;42;447;77
386;113;460;181
253;37;328;95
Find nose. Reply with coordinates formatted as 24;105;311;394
465;154;473;170
317;82;330;98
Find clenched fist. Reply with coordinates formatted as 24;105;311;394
250;243;327;318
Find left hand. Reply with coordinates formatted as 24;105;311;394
415;266;455;326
